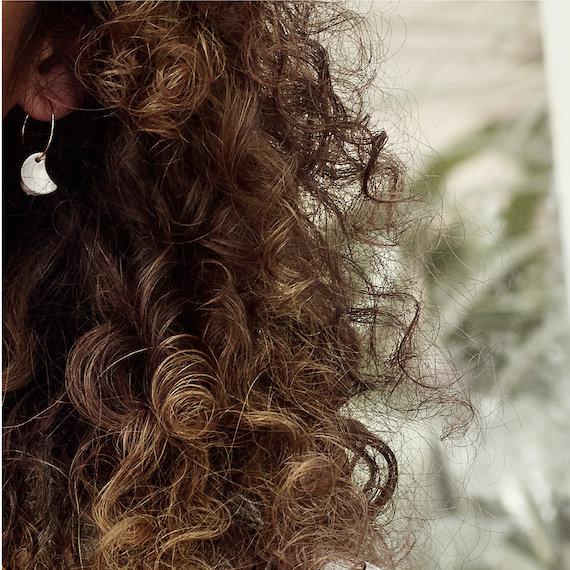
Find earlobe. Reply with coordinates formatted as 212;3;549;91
18;44;85;122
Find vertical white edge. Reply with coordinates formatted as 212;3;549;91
539;0;570;325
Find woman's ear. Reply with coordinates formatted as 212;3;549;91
19;41;86;121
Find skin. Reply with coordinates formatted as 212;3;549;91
2;1;34;117
2;0;82;121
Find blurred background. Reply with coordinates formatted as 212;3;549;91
356;2;570;569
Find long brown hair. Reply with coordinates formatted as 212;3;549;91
3;2;470;569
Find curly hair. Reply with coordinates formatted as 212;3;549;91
3;2;470;569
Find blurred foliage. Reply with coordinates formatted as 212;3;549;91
405;100;570;570
410;103;558;396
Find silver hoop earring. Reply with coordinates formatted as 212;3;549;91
20;112;58;196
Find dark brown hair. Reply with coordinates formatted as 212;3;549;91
3;2;470;569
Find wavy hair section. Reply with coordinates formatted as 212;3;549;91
3;2;471;570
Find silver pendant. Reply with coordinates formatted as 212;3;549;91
20;152;58;196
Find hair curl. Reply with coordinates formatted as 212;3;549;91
3;2;470;570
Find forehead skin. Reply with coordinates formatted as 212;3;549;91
2;1;35;116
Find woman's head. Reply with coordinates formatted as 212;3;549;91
3;3;470;569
